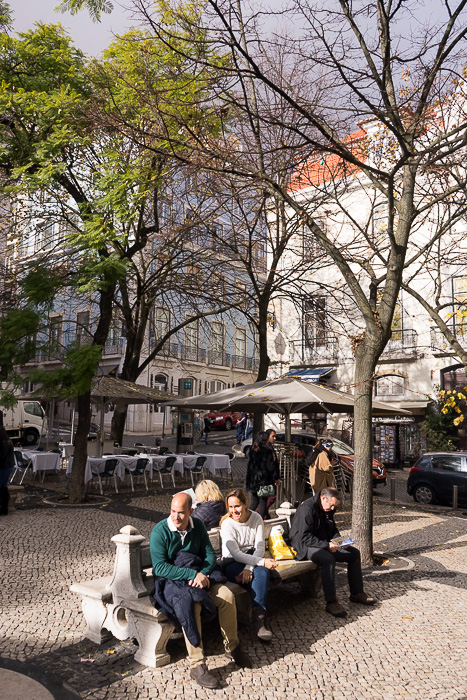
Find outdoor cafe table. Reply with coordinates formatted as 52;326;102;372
22;450;61;481
67;455;136;484
140;454;184;479
177;453;231;476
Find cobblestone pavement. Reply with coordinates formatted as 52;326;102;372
2;445;467;700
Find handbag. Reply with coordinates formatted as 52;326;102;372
257;484;275;498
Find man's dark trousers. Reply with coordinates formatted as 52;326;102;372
307;545;364;602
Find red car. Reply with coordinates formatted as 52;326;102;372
206;411;239;431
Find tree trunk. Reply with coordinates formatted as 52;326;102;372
351;345;378;565
110;404;128;445
68;391;92;503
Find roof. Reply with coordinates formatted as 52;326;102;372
289;128;368;191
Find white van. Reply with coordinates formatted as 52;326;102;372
1;400;47;446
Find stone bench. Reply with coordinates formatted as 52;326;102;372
70;509;319;669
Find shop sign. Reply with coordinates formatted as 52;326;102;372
373;416;415;424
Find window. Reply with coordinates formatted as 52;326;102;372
374;375;405;396
234;279;248;310
453;277;467;336
184;319;199;355
213;274;226;302
34;221;57;253
212;321;224;353
302;217;326;260
76;311;91;345
431;455;463;472
155;308;170;340
372;204;387;240
153;373;168;391
304;296;326;348
377;290;403;339
235;327;247;357
23;402;44;418
391;297;402;340
48;315;63;355
209;380;226;392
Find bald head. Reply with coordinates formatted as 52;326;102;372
170;492;193;530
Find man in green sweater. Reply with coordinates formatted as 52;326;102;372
150;492;252;689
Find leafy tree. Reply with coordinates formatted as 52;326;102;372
0;18;224;500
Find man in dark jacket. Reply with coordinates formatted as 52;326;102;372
290;487;376;618
150;492;251;689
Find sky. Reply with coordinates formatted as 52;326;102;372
11;0;134;55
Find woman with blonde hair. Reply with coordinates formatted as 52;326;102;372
220;488;278;641
192;479;226;530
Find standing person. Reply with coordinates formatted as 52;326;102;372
193;479;226;530
0;426;15;516
150;492;252;689
221;488;278;641
245;429;280;520
235;411;247;444
245;413;254;439
290;487;376;618
306;439;335;493
203;414;211;445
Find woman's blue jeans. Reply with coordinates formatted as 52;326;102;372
0;467;14;488
223;560;270;611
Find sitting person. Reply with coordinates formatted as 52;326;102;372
290;487;376;618
193;479;226;530
150;492;252;689
220;488;278;641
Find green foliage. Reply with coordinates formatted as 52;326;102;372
0;309;41;373
22;265;66;308
27;345;103;400
421;392;459;451
55;0;113;23
0;1;12;29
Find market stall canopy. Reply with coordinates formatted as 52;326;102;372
88;375;176;404
159;376;411;416
21;375;175;405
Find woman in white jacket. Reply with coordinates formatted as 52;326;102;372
220;488;278;641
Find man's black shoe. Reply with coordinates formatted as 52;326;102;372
225;646;253;668
190;663;220;689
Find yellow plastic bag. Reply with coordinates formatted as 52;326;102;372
268;526;297;561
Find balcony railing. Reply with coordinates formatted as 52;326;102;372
102;338;126;356
380;329;418;358
290;336;339;364
431;326;467;355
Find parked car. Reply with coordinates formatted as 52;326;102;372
206;411;240;431
241;431;387;488
407;452;467;505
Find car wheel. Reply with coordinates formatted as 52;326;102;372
243;445;251;459
224;418;232;431
22;428;39;446
413;484;437;505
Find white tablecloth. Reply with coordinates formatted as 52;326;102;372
142;454;184;479
177;453;231;475
22;451;61;475
67;455;130;483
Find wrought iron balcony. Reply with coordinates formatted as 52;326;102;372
430;325;467;355
380;329;418;358
290;337;339;364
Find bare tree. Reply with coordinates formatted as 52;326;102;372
124;0;467;562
